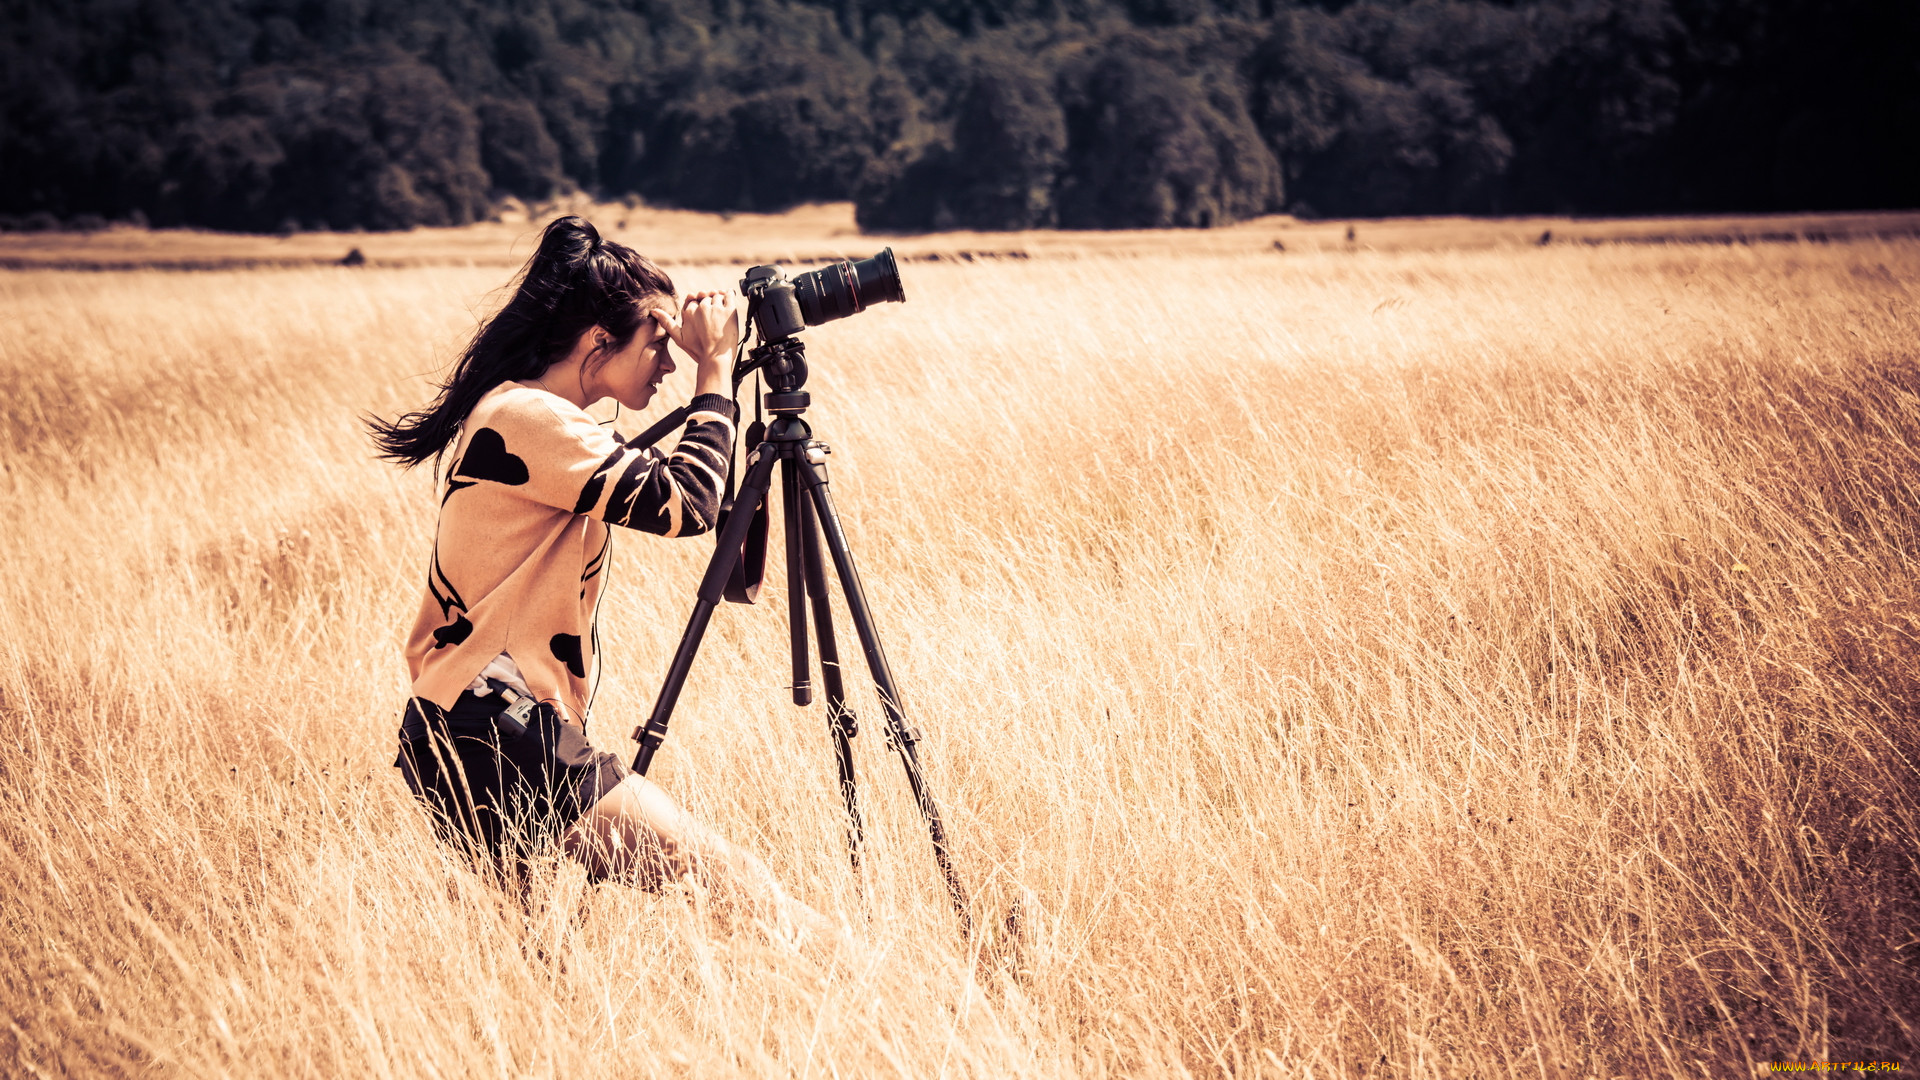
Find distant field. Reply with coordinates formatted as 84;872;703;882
1;218;1916;1076
3;200;1918;269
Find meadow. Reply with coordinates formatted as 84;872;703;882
1;219;1916;1076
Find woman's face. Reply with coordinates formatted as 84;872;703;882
588;300;675;410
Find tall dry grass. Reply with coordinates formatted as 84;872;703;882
1;238;1915;1077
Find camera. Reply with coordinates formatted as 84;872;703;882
740;249;905;343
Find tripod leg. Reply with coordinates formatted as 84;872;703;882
794;455;972;936
632;445;782;775
780;458;812;707
799;491;864;870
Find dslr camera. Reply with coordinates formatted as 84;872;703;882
739;249;905;343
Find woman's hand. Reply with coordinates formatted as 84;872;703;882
654;291;739;366
654;291;738;400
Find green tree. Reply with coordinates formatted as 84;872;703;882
857;55;1066;230
1057;39;1282;228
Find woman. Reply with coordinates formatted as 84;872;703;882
371;216;834;943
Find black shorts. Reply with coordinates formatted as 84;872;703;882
394;688;628;867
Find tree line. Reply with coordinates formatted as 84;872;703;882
1;0;1912;233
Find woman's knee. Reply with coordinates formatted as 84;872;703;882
563;774;702;885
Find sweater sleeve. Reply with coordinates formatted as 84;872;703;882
469;388;737;537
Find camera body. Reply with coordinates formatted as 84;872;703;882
740;249;905;343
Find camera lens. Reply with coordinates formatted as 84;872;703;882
793;249;905;328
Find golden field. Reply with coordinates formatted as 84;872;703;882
1;214;1916;1077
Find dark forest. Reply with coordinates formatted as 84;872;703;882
2;0;1914;233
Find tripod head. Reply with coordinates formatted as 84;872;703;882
742;338;811;414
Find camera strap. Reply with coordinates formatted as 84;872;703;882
718;369;768;604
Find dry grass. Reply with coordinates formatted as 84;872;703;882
1;228;1916;1077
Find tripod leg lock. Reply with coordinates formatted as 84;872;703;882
632;724;667;775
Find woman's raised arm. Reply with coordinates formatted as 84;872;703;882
454;387;737;538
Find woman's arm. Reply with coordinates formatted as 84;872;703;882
454;387;733;538
574;398;736;536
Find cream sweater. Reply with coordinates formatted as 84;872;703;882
404;382;736;720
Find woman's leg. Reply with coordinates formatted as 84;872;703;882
562;774;843;945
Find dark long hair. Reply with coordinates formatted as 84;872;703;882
369;216;675;468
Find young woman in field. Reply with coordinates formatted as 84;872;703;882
370;215;835;944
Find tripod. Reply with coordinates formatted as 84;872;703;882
628;335;972;936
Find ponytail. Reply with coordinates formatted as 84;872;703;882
368;216;676;468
